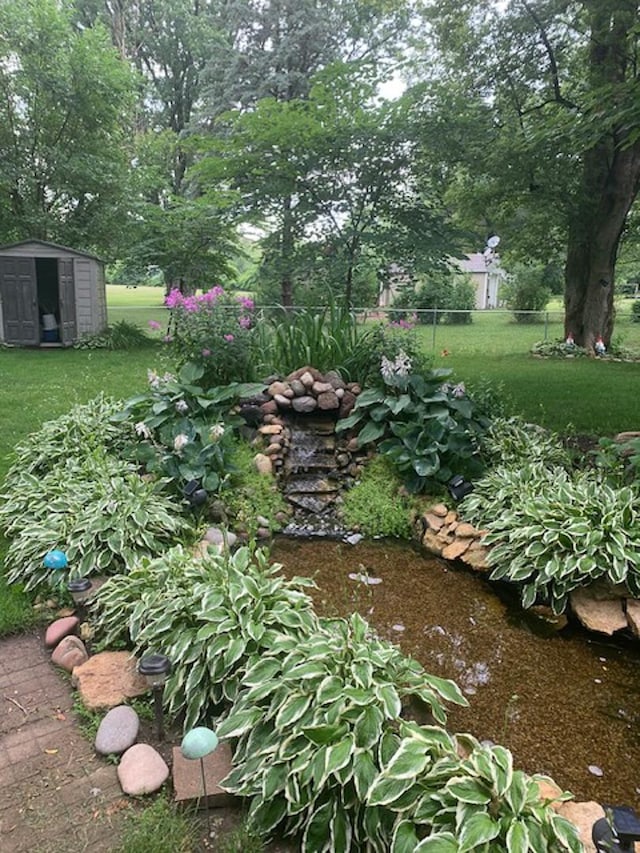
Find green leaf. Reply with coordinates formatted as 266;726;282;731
303;723;347;745
384;738;431;780
275;693;313;730
506;820;530;853
446;777;492;805
391;820;420;853
375;683;402;718
358;420;387;446
367;772;416;807
354;705;385;750
324;735;355;779
414;832;458;851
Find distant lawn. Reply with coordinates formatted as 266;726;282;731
107;283;168;330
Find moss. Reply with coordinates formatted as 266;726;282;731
223;440;289;535
340;455;416;538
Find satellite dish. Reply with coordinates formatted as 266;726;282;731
486;235;501;249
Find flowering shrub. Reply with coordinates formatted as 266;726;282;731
166;287;258;385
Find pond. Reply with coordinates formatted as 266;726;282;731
272;536;640;806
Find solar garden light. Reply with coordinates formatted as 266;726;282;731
593;806;640;852
181;727;219;839
67;577;93;651
447;474;474;502
138;653;172;740
183;478;208;508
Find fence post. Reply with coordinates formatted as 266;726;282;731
544;311;549;341
432;306;437;351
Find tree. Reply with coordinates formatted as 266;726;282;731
0;0;136;254
418;0;640;351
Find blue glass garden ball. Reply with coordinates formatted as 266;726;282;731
43;549;68;570
180;727;219;760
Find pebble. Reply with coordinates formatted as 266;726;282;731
587;764;604;777
45;616;79;648
348;572;383;585
117;744;169;795
95;705;140;755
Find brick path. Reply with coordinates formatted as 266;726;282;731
0;630;128;853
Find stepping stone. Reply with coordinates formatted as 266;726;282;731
45;616;79;648
172;742;237;807
95;705;139;755
118;743;169;796
51;635;88;671
72;651;148;710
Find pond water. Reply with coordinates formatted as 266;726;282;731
272;536;640;806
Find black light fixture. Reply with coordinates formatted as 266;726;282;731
138;653;172;740
593;806;640;852
447;474;474;502
183;479;208;507
67;577;93;650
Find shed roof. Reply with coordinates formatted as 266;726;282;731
0;239;103;263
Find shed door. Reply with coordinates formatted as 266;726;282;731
58;258;77;344
0;257;38;344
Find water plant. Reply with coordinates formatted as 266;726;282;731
217;612;467;852
92;545;318;730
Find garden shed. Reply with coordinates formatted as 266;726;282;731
0;239;107;346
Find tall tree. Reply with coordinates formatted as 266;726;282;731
420;0;640;350
0;0;136;253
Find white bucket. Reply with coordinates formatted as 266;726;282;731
42;313;58;330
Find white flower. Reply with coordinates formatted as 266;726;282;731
452;383;466;398
175;399;189;414
380;350;412;384
173;433;189;452
135;421;152;439
209;423;225;442
147;369;160;388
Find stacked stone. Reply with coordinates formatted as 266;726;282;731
419;503;489;571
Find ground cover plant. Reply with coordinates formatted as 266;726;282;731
339;455;417;538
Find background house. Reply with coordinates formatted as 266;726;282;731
0;239;107;346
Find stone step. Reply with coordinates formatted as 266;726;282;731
284;477;339;495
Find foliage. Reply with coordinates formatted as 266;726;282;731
391;270;476;325
116;795;198;853
338;363;489;493
1;449;189;591
166;287;258;385
0;0;136;251
530;340;589;358
216;818;266;853
340;455;415;539
92;545;318;731
367;721;580;852
222;441;289;537
591;436;640;488
632;300;640;323
115;362;263;495
502;265;552;324
218;612;467;852
480;417;570;469
73;321;156;351
460;464;640;612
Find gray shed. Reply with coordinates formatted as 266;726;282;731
0;239;108;346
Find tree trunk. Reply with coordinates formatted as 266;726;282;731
280;195;294;307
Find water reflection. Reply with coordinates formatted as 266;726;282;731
272;536;640;805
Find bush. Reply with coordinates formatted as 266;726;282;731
503;263;552;323
391;270;475;325
481;417;570;469
74;320;155;350
340;455;415;538
92;545;318;730
632;299;640;323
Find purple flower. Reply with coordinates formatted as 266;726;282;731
165;288;183;309
224;334;235;342
238;296;254;310
148;320;161;330
238;314;252;329
201;348;211;357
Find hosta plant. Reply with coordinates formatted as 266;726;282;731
460;464;640;613
480;417;570;470
337;364;488;493
217;613;467;852
367;721;581;852
1;450;188;591
92;545;319;730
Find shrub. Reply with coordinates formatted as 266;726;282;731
591;435;640;487
368;721;580;852
503;264;551;323
460;464;640;612
1;450;190;591
481;417;570;469
217;612;466;852
166;286;258;385
92;545;318;730
340;455;415;538
74;320;155;349
632;299;640;323
391;270;475;325
337;362;489;493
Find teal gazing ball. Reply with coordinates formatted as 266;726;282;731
44;550;68;570
181;727;218;760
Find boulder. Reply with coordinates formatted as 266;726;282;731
626;599;640;637
95;705;139;755
317;391;340;411
455;522;478;538
117;744;169;796
570;588;627;635
291;395;317;413
442;539;471;561
45;616;79;649
557;802;605;853
253;453;273;476
51;635;88;671
430;504;449;518
423;512;445;532
267;380;289;397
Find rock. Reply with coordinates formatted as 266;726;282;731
557;802;605;853
422;530;443;556
626;599;640;637
338;391;357;418
204;528;237;549
300;371;315;388
292;395;317;413
325;370;346;390
455;522;478;538
317;391;340;410
335;387;345;399
289;379;305;396
173;742;237;807
570;588;628;635
72;652;148;711
265;442;281;456
534;778;565;810
253;453;273;476
45;616;79;648
95;705;139;755
460;545;490;571
344;533;363;545
258;424;283;435
267;380;289;397
117;744;169;796
51;635;88;671
423;512;445;532
260;400;278;415
312;381;333;395
347;383;361;395
442;539;471;561
444;510;458;525
256;527;271;539
273;393;292;408
430;503;449;517
239;404;263;426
